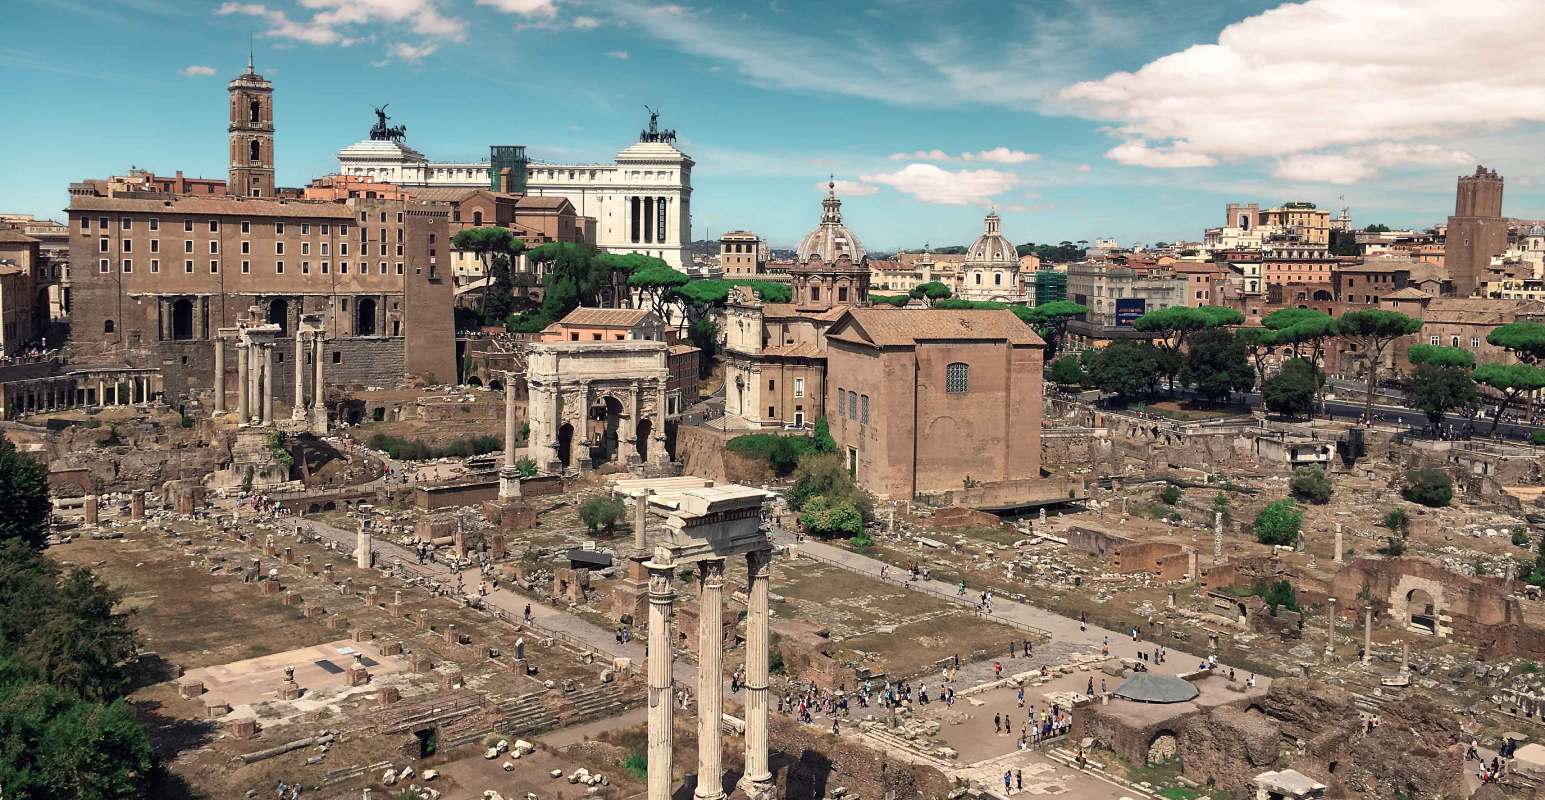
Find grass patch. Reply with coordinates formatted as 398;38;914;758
623;751;647;780
1158;788;1202;800
1131;401;1245;422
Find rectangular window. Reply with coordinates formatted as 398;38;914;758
209;241;218;254
301;242;310;255
396;243;403;256
379;261;386;274
184;220;193;232
946;362;970;393
276;260;284;274
340;262;348;273
148;218;158;231
121;218;131;230
276;222;285;234
332;351;341;364
838;390;846;416
241;240;250;254
99;237;108;252
320;242;329;255
321;224;330;235
301;223;310;235
395;262;403;274
150;259;159;273
241;220;250;234
210;260;219;274
794;378;805;398
340;224;349;236
321;261;330;274
276;242;284;255
860;395;870;424
768;379;775;391
184;260;193;273
379;242;387;256
98;216;108;229
1472;337;1481;348
99;258;109;273
122;239;131;253
340;242;349;256
121;258;132;273
241;260;250;274
302;261;310;274
1429;335;1439;346
149;239;159;253
208;220;218;233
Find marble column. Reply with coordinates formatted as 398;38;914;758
292;330;307;420
236;345;249;422
499;373;521;499
261;344;274;425
1334;523;1344;564
645;551;676;800
248;343;261;422
741;550;773;792
1362;605;1373;665
313;333;326;432
213;337;226;413
356;524;372;569
1324;598;1336;661
696;557;726;800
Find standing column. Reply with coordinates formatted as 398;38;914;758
293;330;307;420
213;336;226;412
499;374;522;499
740;550;773;794
1362;605;1373;665
1334;523;1344;564
1323;598;1336;662
236;345;249;422
313;333;326;431
696;557;726;800
261;344;275;425
356;523;372;569
96;378;105;407
247;342;261;422
645;551;676;800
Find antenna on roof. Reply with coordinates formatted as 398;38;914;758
247;28;255;73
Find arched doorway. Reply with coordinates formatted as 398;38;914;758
268;298;289;334
356;298;377;336
589;397;623;465
171;298;194;341
1147;730;1179;765
488;378;503;391
637;417;652;462
557;422;574;468
1407;588;1438;634
466;376;483;388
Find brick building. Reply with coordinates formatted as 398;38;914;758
824;308;1043;499
63;59;456;402
1445;166;1508;297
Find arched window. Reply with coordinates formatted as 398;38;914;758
945;362;969;393
249;99;260;124
103;319;115;334
473;210;483;225
249;139;260;162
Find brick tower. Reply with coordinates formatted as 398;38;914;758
1444;165;1506;297
228;51;275;198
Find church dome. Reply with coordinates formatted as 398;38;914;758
797;180;867;264
966;210;1018;266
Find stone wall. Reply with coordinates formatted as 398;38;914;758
766;716;951;800
676;424;775;486
1176;705;1281;789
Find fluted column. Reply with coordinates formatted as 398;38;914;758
261;344;274;425
696;557;726;800
499;372;521;499
236;343;249;422
742;549;772;789
292;330;307;420
645;551;676;800
312;332;326;432
213;336;226;412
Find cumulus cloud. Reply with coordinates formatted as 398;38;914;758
1060;0;1545;179
477;0;555;17
572;14;600;28
1271;153;1377;185
888;147;1040;164
218;0;465;50
961;147;1039;164
605;50;629;59
858;164;1019;206
181;64;217;77
823;179;878;197
389;41;438;60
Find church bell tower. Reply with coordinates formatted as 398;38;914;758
228;50;275;198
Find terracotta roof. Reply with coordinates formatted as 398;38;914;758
761;342;824;357
667;343;700;356
558;307;651;327
829;308;1044;348
516;196;572;211
0;230;39;244
868;259;904;271
68;195;355;219
1422;298;1538;325
408;187;484;203
1381;287;1431;300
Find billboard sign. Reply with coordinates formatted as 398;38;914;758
1114;297;1146;327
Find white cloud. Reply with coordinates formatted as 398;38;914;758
181;64;217;76
888;147;1039;164
1073;163;1092;173
858;164;1019;206
389;41;437;60
572;14;600;28
961;147;1039;164
218;0;464;50
477;0;555;17
823;179;877;197
1271;153;1376;185
605;50;629;59
1061;0;1545;179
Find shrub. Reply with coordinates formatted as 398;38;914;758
1288;465;1332;504
1254;499;1302;546
799;495;864;538
1533;429;1545;446
180;414;194;428
726;434;817;475
1513;529;1531;548
1160;484;1182;505
578;496;625;534
850;531;874;549
1045;356;1086;387
1382;508;1410;534
812;416;836;454
623;751;647;780
1402;468;1452;508
514;457;539;478
787;453;873;523
366;433;502;461
1255;579;1300;613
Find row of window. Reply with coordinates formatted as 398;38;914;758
98;259;404;275
1430;335;1484;349
100;238;403;257
836;388;871;424
85;212;407;234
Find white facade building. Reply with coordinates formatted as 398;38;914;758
337;120;693;268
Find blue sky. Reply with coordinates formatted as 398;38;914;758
6;0;1545;250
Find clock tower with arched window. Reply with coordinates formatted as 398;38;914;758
228;52;275;198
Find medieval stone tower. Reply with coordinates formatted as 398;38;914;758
1445;165;1506;297
228;53;275;198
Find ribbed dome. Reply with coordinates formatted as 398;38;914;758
797;180;866;264
967;210;1017;266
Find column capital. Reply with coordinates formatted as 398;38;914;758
697;556;727;588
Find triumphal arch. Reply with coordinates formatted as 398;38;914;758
526;339;671;474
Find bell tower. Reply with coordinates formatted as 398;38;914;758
228;50;275;198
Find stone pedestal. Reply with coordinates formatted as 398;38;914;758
229;718;259;739
179;680;206;699
377;686;401;707
278;680;303;700
130;490;145;520
347;658;371;687
84;494;99;525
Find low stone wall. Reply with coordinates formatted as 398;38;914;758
414;479;498;510
767;716;951;800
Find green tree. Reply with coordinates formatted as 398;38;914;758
787;452;873;523
1234;326;1278;391
1402;468;1452;508
1082;341;1164;400
1289;465;1332;504
0;437;50;549
812;416;836;454
1262;358;1321;418
687;318;718;378
1382;508;1410;536
870;293;910;307
1045;356;1086;387
1364;224;1391;233
450;227;523;321
1256;579;1300;613
909;281;953;306
577;496;626;534
1254;499;1303;546
1134;305;1244;393
1263;308;1337;417
0;675;154;800
1337;309;1423;417
1473;362;1545;434
798;494;864;538
1013;300;1087;358
626;258;689;323
1405;351;1477;431
1488;321;1545;364
1159;484;1182;505
1180;328;1255;404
